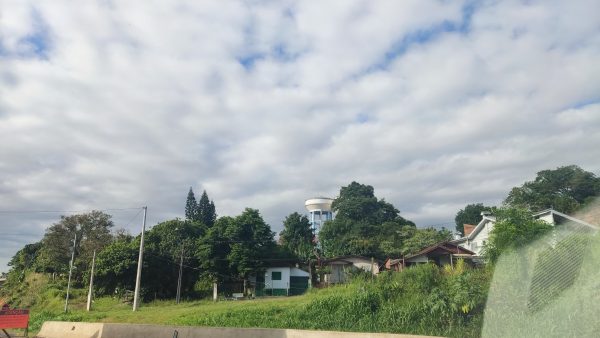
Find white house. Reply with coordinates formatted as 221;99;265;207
453;209;598;256
251;266;310;297
452;213;496;256
321;256;379;284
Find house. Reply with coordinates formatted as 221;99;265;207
384;242;475;271
251;264;310;297
320;255;379;284
452;212;496;256
452;208;598;256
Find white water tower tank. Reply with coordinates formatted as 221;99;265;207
305;197;334;233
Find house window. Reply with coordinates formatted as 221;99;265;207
272;271;282;280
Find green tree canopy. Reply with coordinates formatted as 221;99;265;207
197;190;217;227
141;218;205;299
34;211;114;278
484;207;553;263
185;187;197;221
279;212;314;261
94;237;139;295
196;216;234;282
225;208;276;280
320;182;415;259
505;165;600;214
400;227;453;256
455;203;493;235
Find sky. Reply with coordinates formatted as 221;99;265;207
1;0;599;272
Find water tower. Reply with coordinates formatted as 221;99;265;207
305;197;334;233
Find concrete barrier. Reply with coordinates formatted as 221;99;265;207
36;321;443;338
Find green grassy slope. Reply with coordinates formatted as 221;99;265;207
4;265;489;338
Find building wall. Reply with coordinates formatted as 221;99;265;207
264;267;291;290
537;213;556;225
345;257;379;274
326;264;346;284
467;220;493;255
406;255;429;264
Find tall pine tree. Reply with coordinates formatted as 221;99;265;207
185;187;197;221
197;190;216;227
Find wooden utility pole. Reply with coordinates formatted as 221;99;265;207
87;250;96;311
176;244;184;304
64;234;77;313
133;206;147;311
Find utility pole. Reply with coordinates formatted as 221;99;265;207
133;206;147;311
176;244;184;304
64;233;77;313
86;250;96;311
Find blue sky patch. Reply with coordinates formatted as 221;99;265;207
363;0;482;73
17;9;52;59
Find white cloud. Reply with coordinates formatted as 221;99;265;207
1;0;599;271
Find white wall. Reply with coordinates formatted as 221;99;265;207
466;220;493;255
537;213;556;225
264;267;290;290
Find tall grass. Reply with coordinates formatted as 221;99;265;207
7;264;490;337
176;264;491;337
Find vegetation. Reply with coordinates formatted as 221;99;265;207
320;182;430;259
483;207;553;263
6;264;490;338
279;212;314;261
505;165;600;214
3;166;599;337
185;188;217;227
455;203;492;235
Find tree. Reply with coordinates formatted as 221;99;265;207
197;190;216;227
34;211;114;279
94;237;139;295
142;218;205;299
320;181;415;258
455;203;492;235
400;227;453;256
484;207;553;263
185;187;197;221
7;242;42;273
279;212;314;260
505;165;600;214
196;216;234;281
225;208;276;281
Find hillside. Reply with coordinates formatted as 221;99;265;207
2;265;489;338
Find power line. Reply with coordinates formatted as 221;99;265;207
120;208;144;228
0;207;144;214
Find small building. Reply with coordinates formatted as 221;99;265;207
252;265;310;297
320;255;379;284
385;242;475;271
452;214;496;256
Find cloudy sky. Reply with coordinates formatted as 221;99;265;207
1;0;599;272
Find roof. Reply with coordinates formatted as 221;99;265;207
262;259;304;268
321;255;377;264
452;215;496;244
452;208;599;245
405;242;475;260
385;258;402;265
533;208;599;230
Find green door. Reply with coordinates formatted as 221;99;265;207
256;274;265;296
289;276;309;296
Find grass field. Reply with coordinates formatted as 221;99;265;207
5;264;489;338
